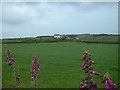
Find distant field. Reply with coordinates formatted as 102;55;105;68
2;42;119;88
79;36;119;44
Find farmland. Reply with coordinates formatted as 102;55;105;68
2;40;119;88
2;34;120;44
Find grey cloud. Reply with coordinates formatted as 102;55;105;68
2;2;118;38
2;2;117;25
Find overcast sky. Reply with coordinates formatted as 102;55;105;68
2;2;118;38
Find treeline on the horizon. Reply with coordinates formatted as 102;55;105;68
2;33;120;40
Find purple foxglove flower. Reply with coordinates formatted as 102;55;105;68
38;68;40;71
92;82;99;88
82;56;86;60
37;63;39;66
102;77;106;83
81;63;86;68
80;83;84;88
82;78;85;82
112;84;116;88
107;79;113;87
7;61;12;66
104;82;110;89
105;75;109;79
93;71;100;76
81;67;86;70
92;61;96;64
107;79;116;88
33;70;36;80
102;74;116;89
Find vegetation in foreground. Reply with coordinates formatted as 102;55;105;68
2;42;119;88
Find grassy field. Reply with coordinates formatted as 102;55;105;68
2;42;119;88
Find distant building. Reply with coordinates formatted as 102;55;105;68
54;34;63;39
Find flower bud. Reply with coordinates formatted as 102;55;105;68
92;61;96;64
93;71;100;76
82;56;86;60
81;63;86;68
81;67;86;70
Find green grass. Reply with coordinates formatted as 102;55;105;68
2;42;119;88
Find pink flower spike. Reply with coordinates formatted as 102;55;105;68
93;71;100;76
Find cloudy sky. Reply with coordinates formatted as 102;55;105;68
2;2;118;38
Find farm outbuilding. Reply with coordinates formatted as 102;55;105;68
75;36;90;40
54;34;63;39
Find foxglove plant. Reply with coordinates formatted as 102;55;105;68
6;49;15;68
80;51;100;89
102;73;116;89
30;57;40;80
30;57;40;87
6;49;20;87
15;65;20;84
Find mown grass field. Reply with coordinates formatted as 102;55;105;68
2;42;119;88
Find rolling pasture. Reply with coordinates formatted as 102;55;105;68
2;41;119;88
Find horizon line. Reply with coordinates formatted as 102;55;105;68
1;33;120;39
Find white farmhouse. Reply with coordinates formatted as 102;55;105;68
54;34;63;39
